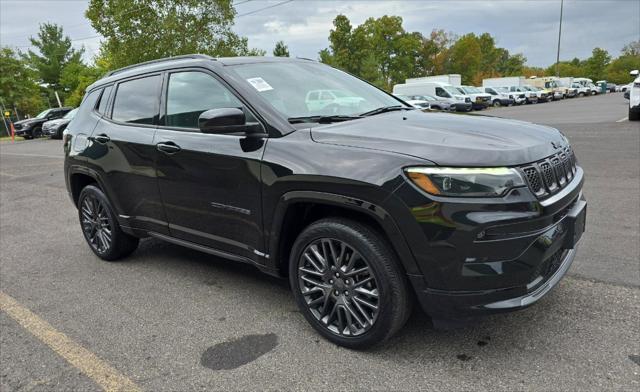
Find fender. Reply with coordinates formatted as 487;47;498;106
66;164;125;219
266;190;421;276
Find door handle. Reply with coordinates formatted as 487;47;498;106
93;134;110;144
156;141;181;154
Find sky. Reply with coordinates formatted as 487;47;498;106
1;0;638;68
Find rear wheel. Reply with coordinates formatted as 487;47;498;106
630;107;639;121
78;185;139;261
289;218;412;349
493;100;501;107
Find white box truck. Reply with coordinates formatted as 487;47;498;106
392;81;472;111
407;74;462;86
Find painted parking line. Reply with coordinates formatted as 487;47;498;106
616;117;628;122
0;292;141;392
0;152;63;159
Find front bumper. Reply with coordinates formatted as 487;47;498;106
454;102;472;111
392;165;586;321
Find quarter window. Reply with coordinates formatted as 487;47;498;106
97;85;113;115
166;71;245;129
112;75;160;125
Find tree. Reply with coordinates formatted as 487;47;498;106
583;47;611;81
447;33;482;84
606;54;640;84
273;41;290;57
0;47;44;126
23;23;83;103
86;0;264;69
621;40;640;57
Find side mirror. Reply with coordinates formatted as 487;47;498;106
631;70;639;77
198;108;248;134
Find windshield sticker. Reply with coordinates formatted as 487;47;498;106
247;77;273;92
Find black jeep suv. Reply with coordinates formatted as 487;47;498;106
64;55;586;348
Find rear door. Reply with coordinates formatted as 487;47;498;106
86;73;169;235
153;69;266;262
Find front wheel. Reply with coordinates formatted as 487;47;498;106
289;218;412;349
493;100;501;107
630;107;640;121
78;185;139;261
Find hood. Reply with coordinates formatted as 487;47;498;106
44;118;69;127
14;118;45;126
310;110;567;167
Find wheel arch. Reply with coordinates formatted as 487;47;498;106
267;191;419;278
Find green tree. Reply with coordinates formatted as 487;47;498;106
606;55;640;84
583;47;611;80
86;0;264;69
23;23;83;103
0;48;44;128
273;41;290;57
447;33;482;84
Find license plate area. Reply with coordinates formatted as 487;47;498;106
564;200;586;249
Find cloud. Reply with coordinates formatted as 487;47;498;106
1;0;637;67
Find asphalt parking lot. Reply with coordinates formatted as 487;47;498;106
1;93;638;391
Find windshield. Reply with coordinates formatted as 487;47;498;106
35;109;52;119
63;108;78;119
446;86;463;96
229;62;403;119
461;86;481;94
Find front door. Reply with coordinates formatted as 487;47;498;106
154;70;266;262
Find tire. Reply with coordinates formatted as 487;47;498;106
289;218;412;349
78;185;139;261
493;100;501;107
630;108;640;121
32;127;42;139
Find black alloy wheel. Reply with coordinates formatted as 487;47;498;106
32;127;42;138
290;218;411;349
80;193;113;255
297;238;380;337
78;185;139;261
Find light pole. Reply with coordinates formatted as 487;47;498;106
555;0;564;77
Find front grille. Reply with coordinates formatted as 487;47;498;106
520;147;578;199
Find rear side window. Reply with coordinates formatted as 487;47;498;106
112;75;160;125
97;85;113;115
165;71;244;129
71;88;102;126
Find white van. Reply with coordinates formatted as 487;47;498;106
393;81;472;112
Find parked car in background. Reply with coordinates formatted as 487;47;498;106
478;86;515;106
456;86;491;110
65;54;587;348
571;82;591;97
528;77;564;100
522;86;549;103
393;81;472;112
405;94;453;111
629;70;639;121
43;108;78;139
12;107;73;139
393;94;430;110
505;86;528;104
557;78;578;98
605;83;617;92
618;83;632;92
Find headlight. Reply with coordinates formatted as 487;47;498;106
405;167;526;197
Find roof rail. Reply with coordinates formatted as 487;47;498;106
105;54;215;77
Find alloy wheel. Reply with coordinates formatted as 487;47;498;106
80;195;112;254
297;238;380;337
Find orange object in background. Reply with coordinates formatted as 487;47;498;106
10;122;15;142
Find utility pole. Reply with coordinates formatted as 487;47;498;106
555;0;564;77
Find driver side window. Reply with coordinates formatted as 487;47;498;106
165;71;253;129
435;87;449;98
